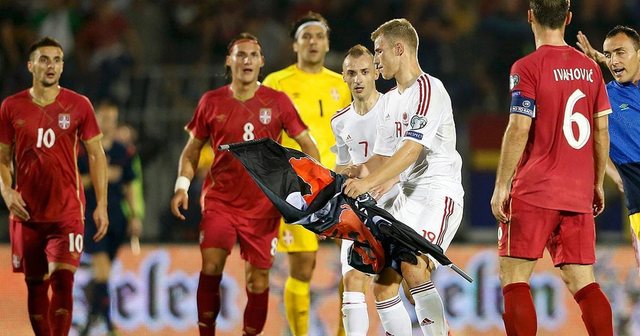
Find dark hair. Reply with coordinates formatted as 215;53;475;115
289;11;330;39
530;0;570;30
28;36;63;60
345;44;373;59
606;25;640;50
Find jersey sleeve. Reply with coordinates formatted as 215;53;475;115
78;96;101;141
185;94;212;140
330;116;351;165
0;100;14;145
279;93;308;139
508;59;537;118
402;80;449;150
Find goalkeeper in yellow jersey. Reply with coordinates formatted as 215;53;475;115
263;11;351;336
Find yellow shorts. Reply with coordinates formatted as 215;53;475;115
276;219;319;252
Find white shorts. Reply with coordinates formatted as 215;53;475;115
390;191;462;256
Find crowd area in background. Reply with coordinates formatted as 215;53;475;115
0;0;638;242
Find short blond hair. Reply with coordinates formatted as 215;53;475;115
371;18;419;53
371;19;419;52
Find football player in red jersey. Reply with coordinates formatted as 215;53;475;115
170;32;319;336
0;36;108;336
490;1;614;335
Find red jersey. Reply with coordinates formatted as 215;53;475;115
509;45;611;213
187;85;307;219
0;88;102;221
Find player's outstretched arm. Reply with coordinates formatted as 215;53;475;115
170;135;205;220
577;31;606;64
85;136;109;241
0;143;29;220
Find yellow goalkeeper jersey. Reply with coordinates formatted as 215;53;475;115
263;64;351;167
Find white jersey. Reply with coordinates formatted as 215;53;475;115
374;73;464;205
331;95;384;165
331;94;399;208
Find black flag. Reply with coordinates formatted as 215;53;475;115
220;138;472;282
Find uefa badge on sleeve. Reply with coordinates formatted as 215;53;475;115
259;108;272;125
58;113;71;129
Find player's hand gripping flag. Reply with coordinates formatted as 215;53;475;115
220;138;472;282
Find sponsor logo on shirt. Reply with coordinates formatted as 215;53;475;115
620;103;630;111
405;130;423;140
259;108;272;124
410;115;427;130
402;112;409;126
58;113;70;129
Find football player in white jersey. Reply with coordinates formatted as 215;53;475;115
331;44;399;336
344;19;464;336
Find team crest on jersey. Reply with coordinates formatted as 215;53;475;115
330;88;340;101
402;111;409;126
58;113;71;129
510;74;520;90
259;108;272;124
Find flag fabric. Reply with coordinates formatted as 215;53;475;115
220;138;472;282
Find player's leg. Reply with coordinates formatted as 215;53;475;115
238;216;279;336
17;220;51;336
340;240;370;336
197;211;235;335
277;222;318;336
498;197;559;336
629;213;640;276
81;214;126;335
393;193;462;336
373;268;411;336
46;219;85;336
552;212;613;335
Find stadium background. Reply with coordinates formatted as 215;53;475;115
0;0;639;335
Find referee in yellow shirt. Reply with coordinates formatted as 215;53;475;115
263;11;351;336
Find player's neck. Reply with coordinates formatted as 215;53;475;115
395;60;423;93
534;29;567;48
29;84;61;107
353;91;380;115
296;61;324;74
229;81;259;101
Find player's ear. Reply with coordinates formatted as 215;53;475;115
293;41;299;53
565;11;572;26
394;42;404;56
225;54;231;67
527;9;533;24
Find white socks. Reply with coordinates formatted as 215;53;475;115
410;282;448;336
342;291;368;336
375;295;412;336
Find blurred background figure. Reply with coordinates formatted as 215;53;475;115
78;100;142;336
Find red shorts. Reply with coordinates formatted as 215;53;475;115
200;209;280;269
10;219;84;276
498;197;596;266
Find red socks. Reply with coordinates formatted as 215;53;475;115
574;283;613;336
502;282;537;336
49;269;74;336
197;273;222;336
243;287;269;336
26;279;51;336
